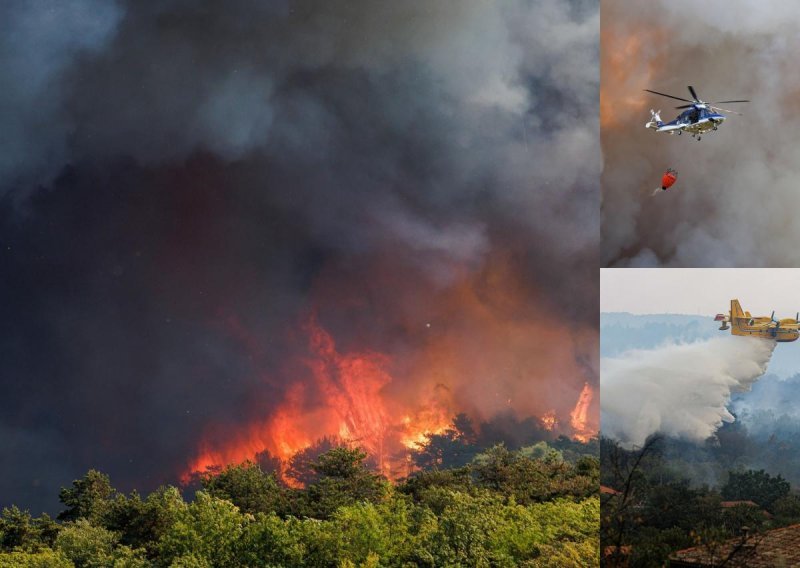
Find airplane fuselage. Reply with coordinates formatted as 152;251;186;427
730;319;800;342
718;300;800;342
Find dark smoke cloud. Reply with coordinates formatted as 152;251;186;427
0;0;598;513
601;0;800;266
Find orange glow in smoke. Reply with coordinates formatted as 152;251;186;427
600;18;667;129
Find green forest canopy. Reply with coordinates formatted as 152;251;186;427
1;441;599;568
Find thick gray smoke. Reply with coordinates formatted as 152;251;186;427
601;0;800;266
1;0;600;311
0;0;598;514
601;336;775;447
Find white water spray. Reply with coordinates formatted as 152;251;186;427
601;336;775;447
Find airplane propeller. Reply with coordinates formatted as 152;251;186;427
768;311;783;336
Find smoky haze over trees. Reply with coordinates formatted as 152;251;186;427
0;1;599;514
601;434;800;567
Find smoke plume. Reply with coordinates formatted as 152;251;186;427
601;336;775;447
0;0;598;513
601;0;800;266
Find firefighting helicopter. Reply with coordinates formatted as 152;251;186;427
715;299;800;342
644;86;749;140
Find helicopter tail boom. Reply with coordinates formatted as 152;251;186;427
645;109;663;129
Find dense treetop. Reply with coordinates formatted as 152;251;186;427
1;439;599;567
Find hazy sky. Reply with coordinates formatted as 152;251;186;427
601;268;800;316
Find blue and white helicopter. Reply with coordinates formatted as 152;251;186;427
644;85;748;140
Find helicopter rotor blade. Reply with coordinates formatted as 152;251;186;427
675;104;696;109
713;100;750;104
709;105;743;115
688;85;700;101
644;89;694;103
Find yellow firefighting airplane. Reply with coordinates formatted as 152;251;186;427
715;299;800;342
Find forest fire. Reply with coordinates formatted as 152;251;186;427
0;0;603;521
184;255;598;485
184;315;455;483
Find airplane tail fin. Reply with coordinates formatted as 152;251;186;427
731;299;745;320
728;299;748;335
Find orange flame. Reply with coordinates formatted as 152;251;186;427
570;383;595;443
184;315;454;483
541;410;558;431
304;318;392;463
